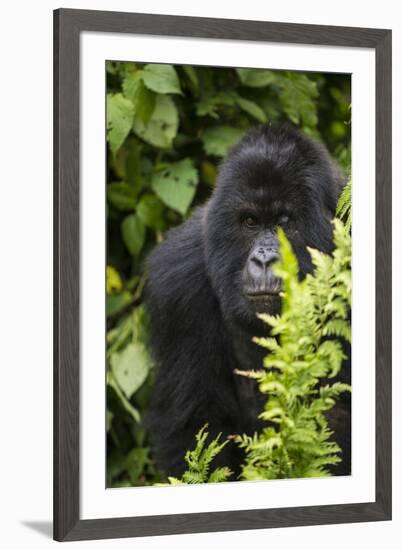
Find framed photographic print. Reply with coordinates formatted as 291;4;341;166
54;8;392;542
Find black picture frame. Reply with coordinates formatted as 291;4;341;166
54;8;392;542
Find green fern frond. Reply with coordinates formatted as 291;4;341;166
208;466;233;483
336;180;352;231
165;425;233;485
323;319;351;342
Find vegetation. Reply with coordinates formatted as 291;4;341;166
237;220;351;480
336;179;352;232
106;61;351;487
163;425;233;485
173;219;351;482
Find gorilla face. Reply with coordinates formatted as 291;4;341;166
204;125;342;329
242;226;282;314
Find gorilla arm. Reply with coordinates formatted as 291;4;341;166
144;208;242;477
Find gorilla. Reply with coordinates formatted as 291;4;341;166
145;124;351;479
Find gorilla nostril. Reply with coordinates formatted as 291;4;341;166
250;250;279;270
250;257;264;269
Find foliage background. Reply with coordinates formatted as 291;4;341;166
105;61;351;487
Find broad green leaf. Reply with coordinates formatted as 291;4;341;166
122;70;142;101
110;342;150;398
151;158;198;215
106;61;117;75
236;68;277;87
131;304;150;344
110;147;128;180
196;91;236;118
123;72;156;124
121;214;146;256
196;91;266;122
142;64;182;95
114;62;138;78
107;370;140;422
107;93;134;154
107;315;133;355
201;126;245;157
136;83;156;124
133;95;179;149
137;194;165;230
107;182;137;211
106;291;132;317
106;266;123;294
277;72;319;128
235;96;267;122
124;448;150;484
196;96;220;118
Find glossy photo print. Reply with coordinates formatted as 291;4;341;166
105;61;352;488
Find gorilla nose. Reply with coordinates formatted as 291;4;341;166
248;249;280;277
244;247;282;297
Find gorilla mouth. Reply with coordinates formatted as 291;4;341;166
243;289;282;318
244;290;282;315
246;291;280;300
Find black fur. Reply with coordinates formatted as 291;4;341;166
145;125;351;479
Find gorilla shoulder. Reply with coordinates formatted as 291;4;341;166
145;206;216;332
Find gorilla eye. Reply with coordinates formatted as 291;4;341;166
243;216;259;229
